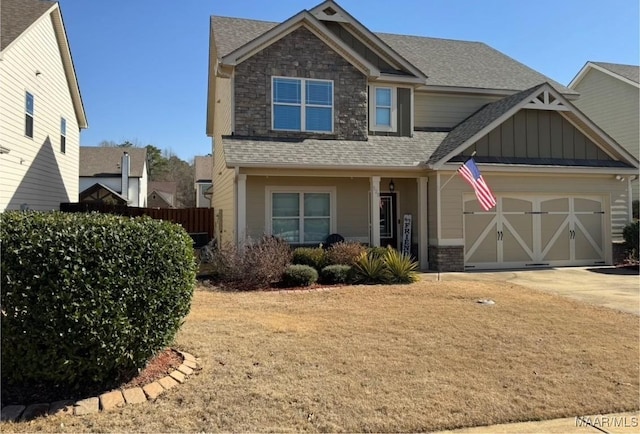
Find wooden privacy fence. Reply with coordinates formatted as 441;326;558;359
60;203;215;247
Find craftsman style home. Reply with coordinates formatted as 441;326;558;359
207;0;638;271
0;0;87;211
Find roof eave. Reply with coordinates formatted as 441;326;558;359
227;162;426;171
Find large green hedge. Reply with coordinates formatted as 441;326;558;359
1;211;196;390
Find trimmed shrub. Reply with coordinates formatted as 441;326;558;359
320;264;352;284
622;220;639;260
206;236;292;290
326;241;366;266
384;249;420;283
292;247;327;271
352;252;390;284
0;211;196;391
282;264;318;287
367;246;390;259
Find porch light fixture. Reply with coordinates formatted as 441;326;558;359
388;179;395;191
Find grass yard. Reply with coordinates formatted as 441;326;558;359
3;279;639;432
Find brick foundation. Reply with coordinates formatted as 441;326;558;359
428;245;464;272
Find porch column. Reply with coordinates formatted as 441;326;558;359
417;177;429;271
370;176;381;247
237;173;247;244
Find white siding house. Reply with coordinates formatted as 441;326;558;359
0;0;87;211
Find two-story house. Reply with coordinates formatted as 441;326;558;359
0;0;88;211
78;147;148;207
207;0;638;271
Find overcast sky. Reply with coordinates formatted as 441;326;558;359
58;0;639;161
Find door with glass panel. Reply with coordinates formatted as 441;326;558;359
380;193;397;248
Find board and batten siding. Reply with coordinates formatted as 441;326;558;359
212;76;235;243
0;13;79;211
438;172;629;242
572;69;639;160
414;92;501;129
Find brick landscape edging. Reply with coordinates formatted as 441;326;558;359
0;350;200;422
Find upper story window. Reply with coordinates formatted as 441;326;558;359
25;92;34;138
272;77;333;133
60;118;67;153
370;86;396;132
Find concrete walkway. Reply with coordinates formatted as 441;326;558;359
437;411;639;433
426;266;640;315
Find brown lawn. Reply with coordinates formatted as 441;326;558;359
2;279;639;432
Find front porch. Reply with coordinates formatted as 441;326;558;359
236;172;430;270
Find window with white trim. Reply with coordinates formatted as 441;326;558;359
25;92;34;138
60;118;67;153
370;86;396;132
268;187;335;244
272;77;333;133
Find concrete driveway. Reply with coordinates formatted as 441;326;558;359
428;266;639;315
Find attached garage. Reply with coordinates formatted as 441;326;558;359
464;194;606;269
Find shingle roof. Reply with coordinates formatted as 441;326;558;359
1;0;54;51
223;132;447;169
426;84;546;165
194;156;213;182
211;15;576;94
79;147;147;177
148;181;177;196
591;62;639;84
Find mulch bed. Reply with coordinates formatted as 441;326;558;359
1;348;183;407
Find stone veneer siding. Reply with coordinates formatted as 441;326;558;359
428;245;464;272
234;26;368;141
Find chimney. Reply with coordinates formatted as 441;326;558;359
121;152;130;202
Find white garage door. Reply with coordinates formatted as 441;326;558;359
464;195;606;270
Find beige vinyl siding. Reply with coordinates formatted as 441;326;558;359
414;92;501;129
211;76;235;243
572;69;639;160
439;172;628;241
246;176;370;242
0;13;79;211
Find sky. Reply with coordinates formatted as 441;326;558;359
58;0;639;162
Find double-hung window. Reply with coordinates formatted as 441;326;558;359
269;187;335;244
25;92;34;138
272;77;333;133
370;86;396;132
60;118;67;153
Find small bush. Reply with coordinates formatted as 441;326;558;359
384;249;420;283
0;211;196;391
206;236;292;290
292;247;327;271
320;264;352;284
282;264;318;287
326;241;366;266
633;200;639;220
622;220;639;260
367;246;390;259
352;252;390;284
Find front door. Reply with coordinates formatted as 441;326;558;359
380;192;397;248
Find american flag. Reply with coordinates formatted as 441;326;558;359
458;158;497;211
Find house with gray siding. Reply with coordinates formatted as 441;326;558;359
0;0;87;211
207;0;638;271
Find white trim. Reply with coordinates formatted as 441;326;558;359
569;62;640;90
417;177;429;270
438;162;639;176
436;172;442;241
370;176;381;247
436;238;465;246
271;76;334;133
237;174;247;242
369;85;396;132
265;185;337;245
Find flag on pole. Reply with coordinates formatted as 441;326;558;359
458;158;497;211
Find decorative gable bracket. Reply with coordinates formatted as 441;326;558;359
524;89;570;111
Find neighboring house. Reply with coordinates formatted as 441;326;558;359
194;155;213;208
0;0;88;211
207;0;638;271
79;147;148;207
569;62;639;202
148;181;178;208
